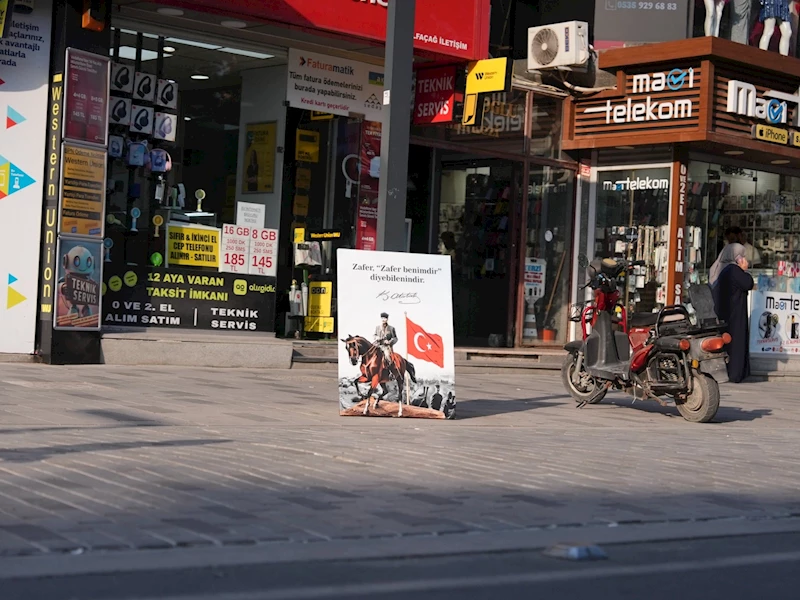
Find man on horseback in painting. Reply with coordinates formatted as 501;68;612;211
374;313;399;379
374;313;397;360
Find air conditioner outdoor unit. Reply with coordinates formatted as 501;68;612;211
527;21;589;71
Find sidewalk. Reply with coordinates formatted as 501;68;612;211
0;364;798;570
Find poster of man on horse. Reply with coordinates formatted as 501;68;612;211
337;249;456;419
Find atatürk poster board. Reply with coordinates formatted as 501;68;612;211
337;249;456;419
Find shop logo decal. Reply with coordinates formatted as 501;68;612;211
298;55;355;76
0;156;35;200
233;279;247;296
6;106;25;129
364;93;382;111
6;273;27;310
666;69;690;91
768;99;785;125
602;176;669;191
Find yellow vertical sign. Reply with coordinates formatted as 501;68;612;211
308;282;333;317
296;130;320;163
242;121;277;193
462;57;509;126
0;0;10;39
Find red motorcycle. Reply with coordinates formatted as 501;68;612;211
562;258;730;423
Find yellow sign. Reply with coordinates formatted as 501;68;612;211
791;132;800;147
310;111;333;121
308;282;333;317
167;225;220;268
463;57;509;126
60;144;106;236
296;129;320;163
242;121;277;193
0;0;10;39
293;227;306;244
305;316;334;333
754;124;788;145
293;194;309;217
308;230;342;240
466;58;509;95
296;167;312;190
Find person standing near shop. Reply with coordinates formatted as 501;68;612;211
710;243;754;383
738;230;762;267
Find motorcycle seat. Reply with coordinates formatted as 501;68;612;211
629;312;659;328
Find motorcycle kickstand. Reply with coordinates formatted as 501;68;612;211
577;381;611;409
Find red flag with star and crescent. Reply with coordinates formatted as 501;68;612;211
406;317;444;368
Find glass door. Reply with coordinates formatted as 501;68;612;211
437;156;521;347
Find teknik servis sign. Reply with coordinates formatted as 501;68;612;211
585;68;696;124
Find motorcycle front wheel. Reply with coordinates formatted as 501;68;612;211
675;373;720;423
561;355;606;404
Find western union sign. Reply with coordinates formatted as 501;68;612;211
462;57;509;126
466;58;509;95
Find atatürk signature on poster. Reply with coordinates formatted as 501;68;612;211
376;290;421;305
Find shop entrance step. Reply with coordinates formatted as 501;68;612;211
101;329;293;369
291;342;337;370
289;342;565;372
455;347;566;371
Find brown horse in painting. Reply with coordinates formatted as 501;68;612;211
341;335;417;416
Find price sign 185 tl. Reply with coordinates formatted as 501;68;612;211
220;224;251;274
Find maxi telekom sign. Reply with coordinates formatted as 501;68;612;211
726;80;800;126
584;68;696;124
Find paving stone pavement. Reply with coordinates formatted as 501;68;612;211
0;364;798;560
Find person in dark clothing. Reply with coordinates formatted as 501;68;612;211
710;243;754;383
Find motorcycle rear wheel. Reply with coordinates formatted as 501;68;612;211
562;355;606;404
675;373;720;423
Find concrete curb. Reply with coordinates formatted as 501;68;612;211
2;516;799;581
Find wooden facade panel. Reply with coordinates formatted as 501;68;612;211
711;66;800;140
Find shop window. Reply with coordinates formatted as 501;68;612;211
688;161;800;295
595;167;672;314
524;167;574;345
102;26;283;334
529;94;563;160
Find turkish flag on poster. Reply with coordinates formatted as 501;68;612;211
406;317;445;368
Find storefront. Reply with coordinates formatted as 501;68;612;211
31;0;495;363
563;36;800;375
410;80;575;348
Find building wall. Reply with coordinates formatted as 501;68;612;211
234;65;288;230
0;0;54;353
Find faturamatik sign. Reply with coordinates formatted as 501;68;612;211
562;36;800;160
